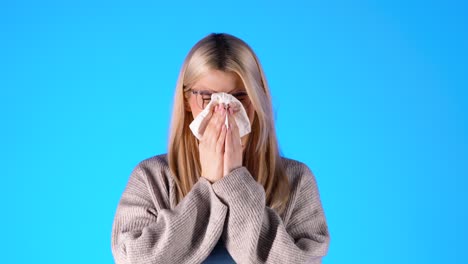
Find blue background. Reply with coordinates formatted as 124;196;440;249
1;0;467;263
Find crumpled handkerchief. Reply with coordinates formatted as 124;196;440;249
189;92;251;140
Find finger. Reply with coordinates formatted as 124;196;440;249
216;124;227;154
199;103;218;136
230;103;241;113
214;107;226;140
204;106;225;146
201;105;219;142
225;121;232;153
228;109;242;147
217;106;228;136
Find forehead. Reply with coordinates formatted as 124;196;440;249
192;70;245;92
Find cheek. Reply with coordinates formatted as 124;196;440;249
188;97;202;119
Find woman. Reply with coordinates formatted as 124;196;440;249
111;33;330;264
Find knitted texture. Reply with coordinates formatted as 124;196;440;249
111;154;330;264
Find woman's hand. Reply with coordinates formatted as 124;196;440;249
224;107;243;176
198;104;228;183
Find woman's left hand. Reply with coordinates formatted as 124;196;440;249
223;107;243;176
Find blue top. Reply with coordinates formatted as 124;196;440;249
203;240;235;263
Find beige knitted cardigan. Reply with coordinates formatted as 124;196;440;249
111;154;330;263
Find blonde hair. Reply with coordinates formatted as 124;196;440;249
168;33;290;215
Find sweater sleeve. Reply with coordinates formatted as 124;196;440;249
211;165;330;264
111;164;228;264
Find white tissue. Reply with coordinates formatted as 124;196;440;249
189;92;251;140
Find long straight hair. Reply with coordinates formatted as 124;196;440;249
168;33;290;215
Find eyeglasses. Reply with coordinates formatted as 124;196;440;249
187;89;251;110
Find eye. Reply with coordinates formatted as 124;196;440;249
232;91;248;101
198;90;213;100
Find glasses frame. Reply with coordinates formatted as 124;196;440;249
187;88;251;110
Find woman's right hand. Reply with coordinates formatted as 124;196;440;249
198;104;227;183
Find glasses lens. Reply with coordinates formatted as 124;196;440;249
194;90;251;110
232;91;251;109
196;90;212;109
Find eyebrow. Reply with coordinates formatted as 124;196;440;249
193;86;246;93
